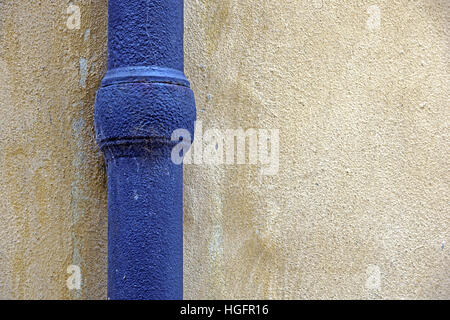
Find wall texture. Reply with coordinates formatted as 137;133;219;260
0;1;108;299
183;0;449;299
0;0;448;299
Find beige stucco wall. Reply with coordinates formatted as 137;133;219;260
0;1;108;299
0;0;448;299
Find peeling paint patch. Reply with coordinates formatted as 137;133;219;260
79;58;87;88
83;29;90;42
209;225;224;261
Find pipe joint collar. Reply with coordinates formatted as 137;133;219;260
94;81;196;152
101;66;191;87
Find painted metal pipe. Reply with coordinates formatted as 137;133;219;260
94;0;195;300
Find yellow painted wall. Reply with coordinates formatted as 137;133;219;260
0;0;448;299
0;1;108;299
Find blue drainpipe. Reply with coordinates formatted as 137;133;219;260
94;0;196;300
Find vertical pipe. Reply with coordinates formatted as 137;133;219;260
94;0;195;300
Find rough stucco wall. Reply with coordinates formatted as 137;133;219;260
0;0;448;300
0;1;108;299
183;0;449;299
